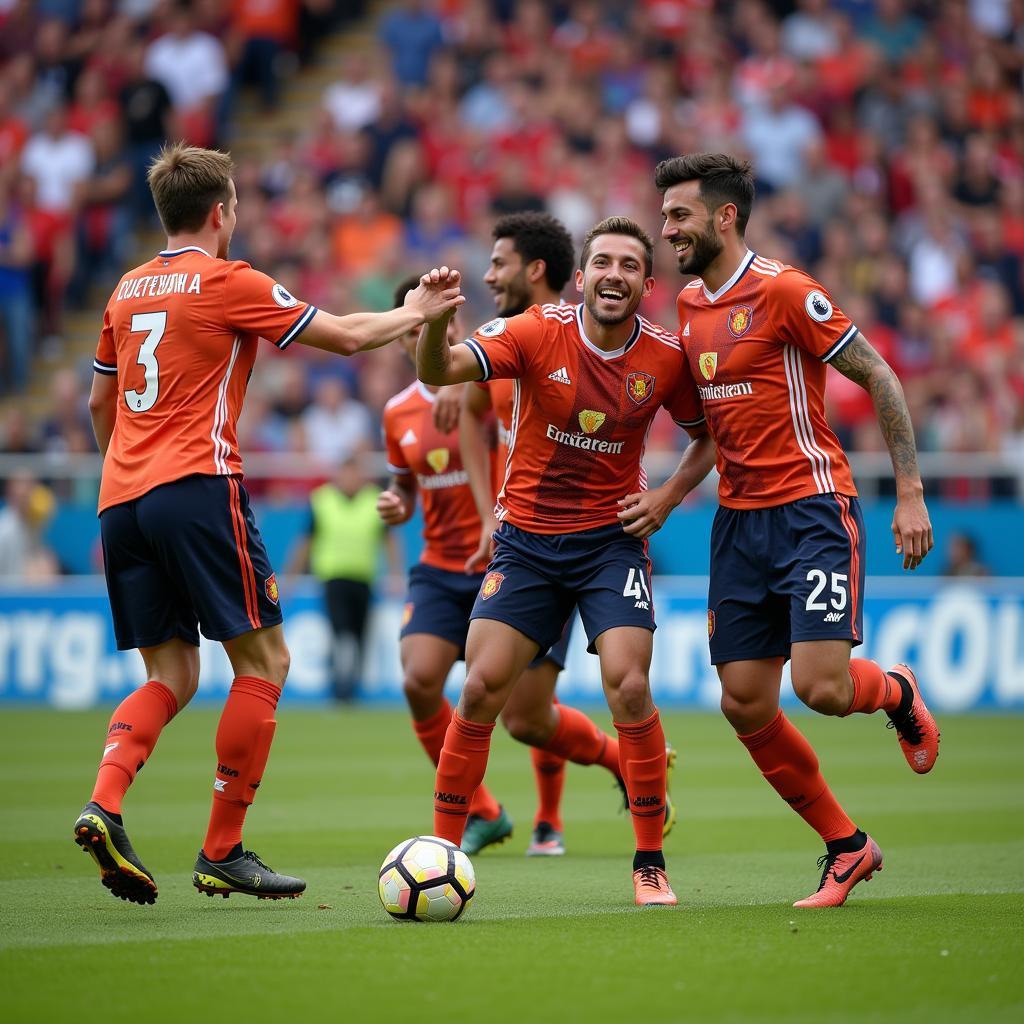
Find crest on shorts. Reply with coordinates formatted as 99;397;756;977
727;305;753;338
578;409;606;434
426;447;450;474
265;573;280;605
698;351;718;381
401;602;414;627
481;571;504;600
626;371;655;405
707;609;715;638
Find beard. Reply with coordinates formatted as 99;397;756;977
494;269;532;316
585;286;641;326
677;220;723;276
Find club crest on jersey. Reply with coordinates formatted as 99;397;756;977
804;290;833;323
727;304;753;338
698;352;718;381
426;448;450;474
626;371;655;405
578;409;606;434
272;283;299;308
401;602;414;627
478;317;507;337
265;574;279;604
481;571;504;600
707;609;715;638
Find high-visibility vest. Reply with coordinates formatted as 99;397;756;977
308;484;384;583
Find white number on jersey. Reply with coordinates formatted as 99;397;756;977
124;311;167;413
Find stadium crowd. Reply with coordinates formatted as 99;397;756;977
1;0;1022;493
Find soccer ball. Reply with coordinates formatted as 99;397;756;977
377;836;475;922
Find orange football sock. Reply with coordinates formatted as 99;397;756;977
543;705;622;781
90;680;178;814
202;676;281;861
531;746;566;830
738;710;857;842
433;713;495;844
615;709;667;853
846;658;903;715
413;700;501;819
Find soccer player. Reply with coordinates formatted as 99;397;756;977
644;152;939;907
73;142;463;905
417;218;712;906
378;277;514;854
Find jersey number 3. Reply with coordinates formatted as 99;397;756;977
124;311;166;413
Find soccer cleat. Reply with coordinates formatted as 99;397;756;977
526;821;565;857
73;802;158;906
793;835;883;908
192;848;305;899
663;745;677;838
633;865;677;907
460;805;513;855
885;664;940;774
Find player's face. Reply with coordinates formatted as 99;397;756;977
216;179;238;260
578;234;653;326
661;181;724;277
483;237;532;316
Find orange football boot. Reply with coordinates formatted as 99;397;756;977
633;865;678;907
793;835;883;908
886;664;940;774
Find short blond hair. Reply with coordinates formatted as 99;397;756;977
147;142;234;234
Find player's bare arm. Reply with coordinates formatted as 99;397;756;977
618;430;717;539
301;267;465;357
829;332;934;570
416;315;483;386
88;371;118;456
377;475;417;527
459;383;498;572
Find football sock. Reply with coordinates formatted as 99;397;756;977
737;710;857;842
413;700;501;820
433;713;495;844
615;709;667;853
91;680;179;814
845;659;905;715
825;829;867;857
633;849;666;872
543;705;622;781
202;676;281;861
531;746;566;831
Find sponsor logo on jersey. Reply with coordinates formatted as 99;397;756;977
265;573;279;604
481;571;504;600
697;381;754;401
399;428;417;446
707;609;715;638
426;447;450;474
272;283;299;308
727;304;753;338
546;423;625;455
805;290;833;322
626;371;655;405
401;602;413;627
699;351;718;381
578;409;606;434
478;317;507;337
548;366;571;385
416;469;469;490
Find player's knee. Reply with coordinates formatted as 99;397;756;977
720;689;768;733
461;671;502;722
402;671;440;717
500;707;547;747
792;670;848;716
608;670;650;719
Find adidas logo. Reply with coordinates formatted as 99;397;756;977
548;366;571;385
399;428;417;446
682;323;690;337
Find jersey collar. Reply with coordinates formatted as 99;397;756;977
157;245;212;258
574;303;641;360
702;249;755;303
416;381;437;403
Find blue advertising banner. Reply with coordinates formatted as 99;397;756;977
0;577;1021;711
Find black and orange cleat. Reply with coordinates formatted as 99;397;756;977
73;802;157;905
793;834;883;908
633;864;678;907
193;848;305;900
886;664;940;774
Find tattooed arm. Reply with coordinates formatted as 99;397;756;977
829;333;934;570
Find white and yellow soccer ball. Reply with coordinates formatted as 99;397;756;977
378;836;475;922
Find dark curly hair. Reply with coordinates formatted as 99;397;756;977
493;212;575;292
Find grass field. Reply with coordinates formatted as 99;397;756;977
2;707;1022;1023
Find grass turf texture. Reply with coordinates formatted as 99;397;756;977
1;708;1021;1023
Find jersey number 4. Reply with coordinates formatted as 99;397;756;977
124;311;166;413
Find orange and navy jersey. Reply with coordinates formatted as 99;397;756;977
462;303;699;534
383;382;481;572
93;246;317;513
674;250;858;509
475;377;514;495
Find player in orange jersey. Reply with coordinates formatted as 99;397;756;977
642;152;939;908
417;217;716;906
73;143;463;905
378;276;514;854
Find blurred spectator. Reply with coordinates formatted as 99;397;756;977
741;74;822;193
942;531;990;577
227;0;300;112
301;375;373;466
377;0;444;88
0;179;34;394
0;473;60;580
323;52;382;132
20;103;94;214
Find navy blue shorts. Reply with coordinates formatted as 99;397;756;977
100;474;282;651
708;493;866;665
471;522;655;655
529;617;574;671
400;563;483;656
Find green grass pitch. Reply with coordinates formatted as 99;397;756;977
2;706;1021;1023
